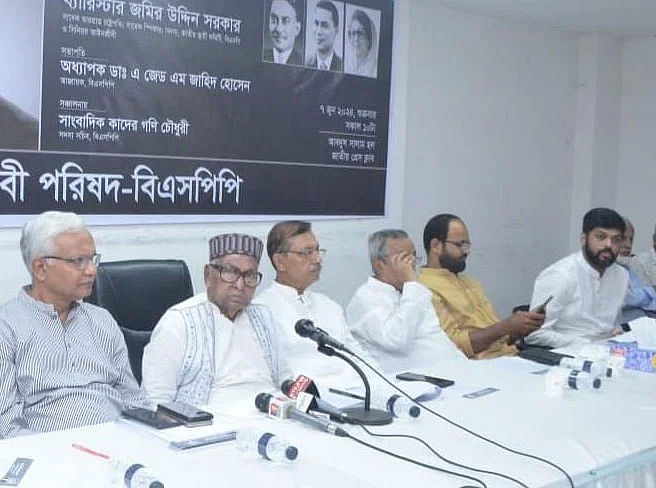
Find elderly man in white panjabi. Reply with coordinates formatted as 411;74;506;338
142;233;291;408
347;230;465;373
255;221;376;389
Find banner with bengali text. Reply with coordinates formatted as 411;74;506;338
0;0;392;226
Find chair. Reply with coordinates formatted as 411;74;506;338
86;259;194;383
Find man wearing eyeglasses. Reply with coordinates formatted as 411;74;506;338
525;208;629;348
0;211;142;437
142;233;291;408
255;221;370;387
347;229;465;373
418;214;545;359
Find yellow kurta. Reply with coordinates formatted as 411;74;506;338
418;267;517;359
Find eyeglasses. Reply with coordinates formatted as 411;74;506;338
209;263;262;288
282;248;327;259
42;253;101;270
444;240;472;252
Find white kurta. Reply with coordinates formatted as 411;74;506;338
346;277;466;372
526;251;629;348
142;293;285;408
255;281;375;389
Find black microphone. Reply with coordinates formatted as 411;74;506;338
294;319;351;353
255;393;348;437
281;377;349;423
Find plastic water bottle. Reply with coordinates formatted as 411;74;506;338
559;357;610;378
545;367;601;397
373;393;420;418
109;460;164;488
235;430;298;462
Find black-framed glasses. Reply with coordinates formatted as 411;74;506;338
282;248;326;259
444;240;472;252
42;253;101;270
209;263;262;288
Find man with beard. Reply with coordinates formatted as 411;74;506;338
525;208;629;348
418;214;545;359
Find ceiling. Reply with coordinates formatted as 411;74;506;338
432;0;656;38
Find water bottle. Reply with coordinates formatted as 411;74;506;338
373;393;420;419
235;430;298;462
109;459;164;488
545;367;601;397
559;357;610;378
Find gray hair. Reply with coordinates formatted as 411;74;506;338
368;229;409;270
20;211;87;273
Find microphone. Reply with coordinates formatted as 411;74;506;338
294;319;351;353
255;393;348;437
281;376;350;423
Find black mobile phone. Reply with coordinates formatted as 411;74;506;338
396;372;455;388
157;402;214;427
121;407;183;430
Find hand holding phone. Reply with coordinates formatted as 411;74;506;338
532;295;553;314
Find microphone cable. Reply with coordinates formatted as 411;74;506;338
349;351;575;488
358;424;529;488
342;429;488;488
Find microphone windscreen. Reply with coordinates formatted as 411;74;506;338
294;319;314;337
280;379;294;395
254;392;272;413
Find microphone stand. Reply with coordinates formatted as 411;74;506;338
317;344;393;426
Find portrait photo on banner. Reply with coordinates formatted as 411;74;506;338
0;0;43;151
262;0;306;67
305;0;344;73
344;4;380;79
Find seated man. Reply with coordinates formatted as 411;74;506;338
0;211;142;437
142;234;291;408
526;208;629;348
617;218;656;323
418;214;545;359
347;229;465;372
629;222;656;288
255;221;372;387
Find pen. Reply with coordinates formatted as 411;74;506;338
328;387;365;401
71;443;110;460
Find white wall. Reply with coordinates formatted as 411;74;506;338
0;1;412;309
402;0;580;315
617;37;656;252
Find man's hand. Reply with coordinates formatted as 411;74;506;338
389;252;416;284
504;310;545;344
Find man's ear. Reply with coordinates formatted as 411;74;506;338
272;253;285;272
203;264;211;286
580;232;586;248
429;237;442;256
31;258;47;283
372;258;384;277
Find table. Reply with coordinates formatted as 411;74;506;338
2;336;656;487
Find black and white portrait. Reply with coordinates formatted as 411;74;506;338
344;5;380;79
305;0;343;72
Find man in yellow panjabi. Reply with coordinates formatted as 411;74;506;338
418;214;545;359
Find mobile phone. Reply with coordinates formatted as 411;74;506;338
534;295;553;313
395;372;455;388
157;402;214;427
121;407;183;430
